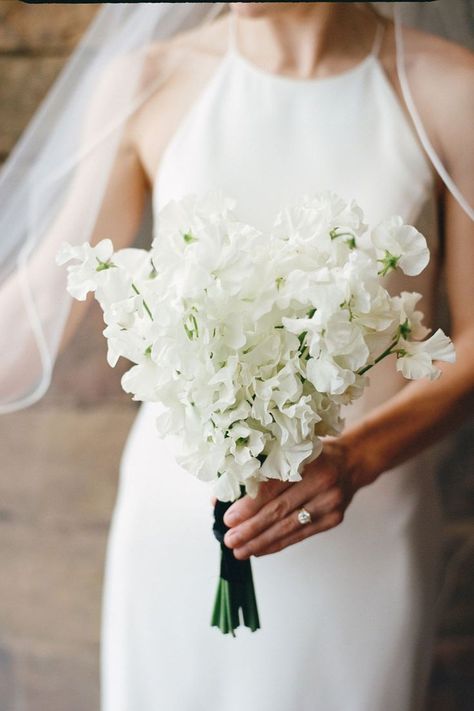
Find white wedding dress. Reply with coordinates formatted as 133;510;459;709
101;24;445;711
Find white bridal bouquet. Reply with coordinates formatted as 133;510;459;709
57;191;455;635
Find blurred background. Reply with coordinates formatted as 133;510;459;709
0;2;473;710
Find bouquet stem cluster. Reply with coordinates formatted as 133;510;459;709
212;490;260;635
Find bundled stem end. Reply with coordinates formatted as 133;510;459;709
211;563;260;636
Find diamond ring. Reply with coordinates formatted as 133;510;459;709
297;507;312;525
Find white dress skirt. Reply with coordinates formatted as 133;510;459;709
101;34;445;711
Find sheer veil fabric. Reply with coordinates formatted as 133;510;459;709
0;2;222;412
0;1;472;413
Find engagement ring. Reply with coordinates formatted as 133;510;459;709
297;507;312;525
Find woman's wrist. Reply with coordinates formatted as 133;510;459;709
336;423;385;493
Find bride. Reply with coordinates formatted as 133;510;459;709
1;3;473;710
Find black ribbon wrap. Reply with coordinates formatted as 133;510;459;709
213;497;252;584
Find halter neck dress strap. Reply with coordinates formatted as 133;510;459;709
370;20;385;58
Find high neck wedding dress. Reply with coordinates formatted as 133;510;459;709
101;22;443;711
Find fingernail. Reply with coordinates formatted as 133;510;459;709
224;510;240;526
224;529;239;546
234;547;249;560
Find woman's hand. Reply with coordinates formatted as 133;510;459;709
222;438;375;560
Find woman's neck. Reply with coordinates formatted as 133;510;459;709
232;3;379;79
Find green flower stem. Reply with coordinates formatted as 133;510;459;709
329;228;354;241
210;563;260;637
357;337;400;376
131;283;153;321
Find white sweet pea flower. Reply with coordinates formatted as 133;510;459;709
274;191;366;256
212;471;242;503
154;404;186;438
306;353;356;395
371;216;429;276
260;437;315;483
103;319;151;368
208;355;240;411
311;392;344;436
392;291;430;340
227;422;266;464
106;294;142;330
282;281;346;356
56;239;115;300
208;401;252;431
153;192;236;247
270;395;320;444
352;285;397;333
250;394;274;427
396;328;455;380
323;311;370;371
271;366;304;410
242;476;261;499
121;360;163;401
177;435;227;485
213;453;261;501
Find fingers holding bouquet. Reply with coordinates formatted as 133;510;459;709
223;438;358;559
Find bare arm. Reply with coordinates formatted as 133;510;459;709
340;47;474;486
58;134;150;351
342;191;474;487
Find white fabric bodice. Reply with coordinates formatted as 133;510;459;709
153;35;436;230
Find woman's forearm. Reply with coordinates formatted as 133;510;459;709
341;325;474;488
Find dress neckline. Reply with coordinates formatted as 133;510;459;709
226;16;385;88
227;46;377;88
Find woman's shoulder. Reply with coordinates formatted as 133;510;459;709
410;28;473;133
380;21;473;80
124;14;231;184
94;12;229;102
402;26;474;91
379;22;473;157
400;26;473;174
143;13;230;79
